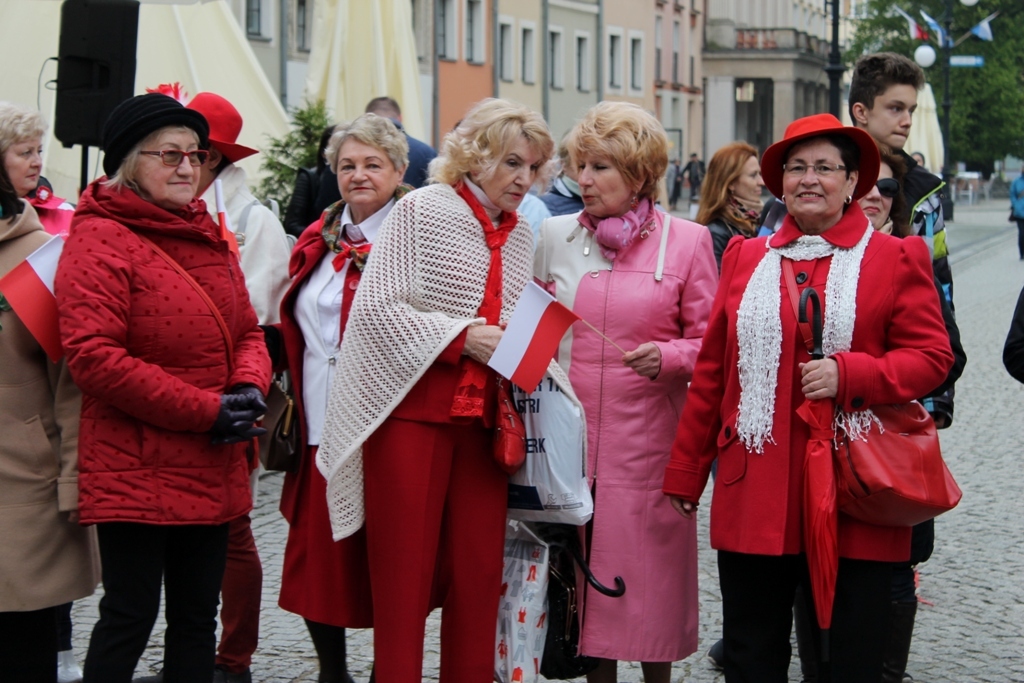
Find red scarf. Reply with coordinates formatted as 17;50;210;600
450;181;519;418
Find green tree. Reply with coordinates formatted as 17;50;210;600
256;99;332;206
848;0;1024;172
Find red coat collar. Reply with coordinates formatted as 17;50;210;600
771;203;871;249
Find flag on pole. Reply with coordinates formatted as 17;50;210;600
0;235;65;361
894;7;929;41
920;10;947;47
488;281;580;390
970;13;997;41
214;178;240;257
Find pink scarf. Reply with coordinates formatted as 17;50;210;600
577;197;654;260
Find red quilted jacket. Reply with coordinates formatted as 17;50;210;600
55;180;271;525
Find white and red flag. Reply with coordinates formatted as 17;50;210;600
214;178;240;257
0;235;64;361
488;281;580;390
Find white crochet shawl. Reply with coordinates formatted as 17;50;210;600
735;219;877;453
317;183;535;539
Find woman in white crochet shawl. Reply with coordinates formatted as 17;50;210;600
663;114;954;681
317;98;554;683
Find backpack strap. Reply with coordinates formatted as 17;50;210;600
234;199;262;246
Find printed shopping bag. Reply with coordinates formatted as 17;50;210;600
508;362;593;525
495;519;549;683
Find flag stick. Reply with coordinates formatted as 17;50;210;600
578;318;627;354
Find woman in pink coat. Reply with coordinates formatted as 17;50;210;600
534;101;718;683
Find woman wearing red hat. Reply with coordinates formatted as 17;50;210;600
662;114;954;682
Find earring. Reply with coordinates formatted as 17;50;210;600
780;195;786;204
845;195;853;205
630;194;639;210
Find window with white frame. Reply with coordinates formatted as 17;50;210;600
574;32;590;92
498;19;514;82
629;35;643;92
521;23;536;84
439;0;457;59
296;0;309;50
654;16;662;82
548;27;564;90
672;20;680;83
246;0;262;36
608;31;622;89
465;0;485;64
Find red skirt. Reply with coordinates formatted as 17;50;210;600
278;445;373;627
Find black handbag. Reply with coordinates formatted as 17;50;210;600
259;375;300;472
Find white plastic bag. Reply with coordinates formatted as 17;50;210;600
495;519;549;683
507;363;593;525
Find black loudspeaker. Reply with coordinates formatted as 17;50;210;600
55;0;140;149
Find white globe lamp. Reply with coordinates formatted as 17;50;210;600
914;44;937;68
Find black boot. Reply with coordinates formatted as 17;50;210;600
881;601;918;683
793;585;818;683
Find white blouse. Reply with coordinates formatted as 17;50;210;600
294;199;394;444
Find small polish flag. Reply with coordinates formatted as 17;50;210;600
0;235;64;361
488;281;580;390
214;178;240;257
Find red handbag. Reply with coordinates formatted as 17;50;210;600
834;402;962;526
782;261;962;528
493;377;527;475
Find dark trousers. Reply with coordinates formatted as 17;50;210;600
56;601;73;651
1016;219;1024;258
82;522;230;683
0;606;58;683
717;550;892;683
216;513;262;673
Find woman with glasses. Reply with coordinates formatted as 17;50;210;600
663;114;954;681
54;93;271;683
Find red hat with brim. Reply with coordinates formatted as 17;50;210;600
186;92;259;163
760;113;880;202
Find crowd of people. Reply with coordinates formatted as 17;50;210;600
0;49;1020;683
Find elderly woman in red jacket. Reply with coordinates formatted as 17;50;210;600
663;114;953;682
54;93;271;683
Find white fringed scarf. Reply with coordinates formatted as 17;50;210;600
735;220;876;453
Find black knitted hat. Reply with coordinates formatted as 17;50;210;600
101;93;210;176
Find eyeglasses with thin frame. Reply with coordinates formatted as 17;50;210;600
782;163;847;177
875;177;900;199
138;150;209;167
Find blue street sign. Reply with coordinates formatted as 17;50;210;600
950;55;984;67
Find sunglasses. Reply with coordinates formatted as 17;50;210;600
138;149;210;167
875;177;900;199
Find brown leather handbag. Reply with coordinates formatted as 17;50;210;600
493;377;527;475
260;375;300;473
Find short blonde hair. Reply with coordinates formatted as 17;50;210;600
325;113;409;174
0;102;47;158
564;101;669;201
104;125;198;193
429;98;555;190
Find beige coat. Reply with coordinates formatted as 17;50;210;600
0;201;99;612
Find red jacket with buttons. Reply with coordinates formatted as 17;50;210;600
55;180;271;526
663;204;954;562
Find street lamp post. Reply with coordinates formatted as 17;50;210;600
825;0;844;117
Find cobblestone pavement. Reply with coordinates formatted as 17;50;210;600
71;200;1024;682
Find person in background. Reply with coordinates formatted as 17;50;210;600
534;101;717;683
55;93;271;683
540;138;585;216
316;98;553;683
517;191;552;243
0;103;75;240
364;96;436;189
1005;283;1024;383
911;151;926;170
0;100;86;683
283;125;336;239
664;114;953;681
668;157;682;210
682;152;705;202
1009;164;1024;260
695;142;764;270
268;113;412;683
0;153;100;683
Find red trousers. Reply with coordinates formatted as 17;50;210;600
215;513;262;673
363;417;508;683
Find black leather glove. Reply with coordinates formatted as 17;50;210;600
229;384;268;415
210;392;267;445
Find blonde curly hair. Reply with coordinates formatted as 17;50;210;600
0;102;47;158
564;101;669;201
325;113;409;174
428;98;555;190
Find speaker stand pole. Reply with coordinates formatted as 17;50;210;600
80;146;89;195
